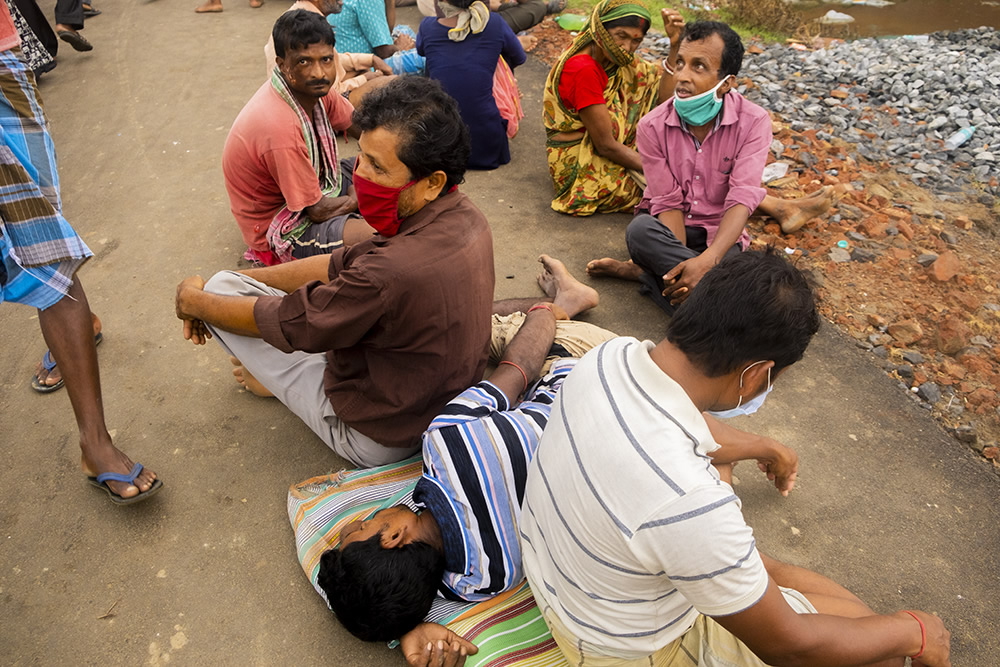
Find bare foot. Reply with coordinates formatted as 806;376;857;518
518;35;538;51
537;254;599;318
34;313;103;391
81;439;158;500
777;186;835;234
249;0;263;7
195;0;223;12
230;356;274;397
586;257;643;281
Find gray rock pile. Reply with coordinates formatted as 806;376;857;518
640;27;1000;203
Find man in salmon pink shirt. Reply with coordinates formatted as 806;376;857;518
587;21;770;314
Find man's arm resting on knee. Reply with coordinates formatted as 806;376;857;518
662;205;749;306
705;204;750;262
578;104;644;172
303;187;358;222
236;254;333;294
703;414;797;495
714;580;950;666
656;209;687;244
176;276;261;343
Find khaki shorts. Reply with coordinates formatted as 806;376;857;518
489;313;619;377
541;587;817;667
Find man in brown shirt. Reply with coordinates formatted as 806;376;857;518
175;78;495;467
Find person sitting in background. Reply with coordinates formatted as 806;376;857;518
263;0;395;107
416;0;566;37
328;0;425;74
587;21;834;313
225;11;372;266
543;0;680;216
417;0;526;169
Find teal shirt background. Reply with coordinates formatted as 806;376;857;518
328;0;393;55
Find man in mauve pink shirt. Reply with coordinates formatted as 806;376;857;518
588;22;776;314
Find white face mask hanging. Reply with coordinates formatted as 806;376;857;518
706;361;772;419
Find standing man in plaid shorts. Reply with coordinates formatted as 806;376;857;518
0;2;161;504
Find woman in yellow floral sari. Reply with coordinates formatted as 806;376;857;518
543;0;683;216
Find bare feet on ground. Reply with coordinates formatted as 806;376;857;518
34;313;102;390
249;0;263;7
230;356;274;397
518;35;538;51
81;440;158;499
195;0;223;11
586;257;643;281
537;254;599;318
776;186;836;234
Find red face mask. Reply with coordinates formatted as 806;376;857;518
353;163;418;238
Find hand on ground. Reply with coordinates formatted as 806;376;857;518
401;623;478;667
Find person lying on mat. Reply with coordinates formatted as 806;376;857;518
317;257;800;666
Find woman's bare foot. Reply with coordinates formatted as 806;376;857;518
230;356;274;397
249;0;263;7
537;254;599;318
774;186;835;234
586;257;643;281
195;0;223;12
81;438;158;500
518;35;538;51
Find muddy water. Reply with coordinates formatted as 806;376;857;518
796;0;1000;37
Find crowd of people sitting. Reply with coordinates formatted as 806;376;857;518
1;0;952;665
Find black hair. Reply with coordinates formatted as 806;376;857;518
443;0;474;8
666;247;819;377
353;76;470;191
681;20;744;78
272;9;336;59
602;15;650;34
318;531;445;642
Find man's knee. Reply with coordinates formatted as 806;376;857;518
625;213;667;258
204;270;251;297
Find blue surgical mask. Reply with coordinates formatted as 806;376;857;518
707;361;772;419
673;76;731;127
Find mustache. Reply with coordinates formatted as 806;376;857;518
307;79;331;86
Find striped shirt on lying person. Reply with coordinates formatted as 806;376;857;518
412;358;577;601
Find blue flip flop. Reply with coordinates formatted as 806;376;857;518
31;331;103;393
88;462;163;505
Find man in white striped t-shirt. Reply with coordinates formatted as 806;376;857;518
521;248;951;667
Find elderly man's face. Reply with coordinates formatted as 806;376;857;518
674;33;730;99
278;42;338;99
317;0;343;14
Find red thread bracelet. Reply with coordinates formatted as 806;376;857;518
498;360;528;394
527;304;553;314
902;611;925;659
